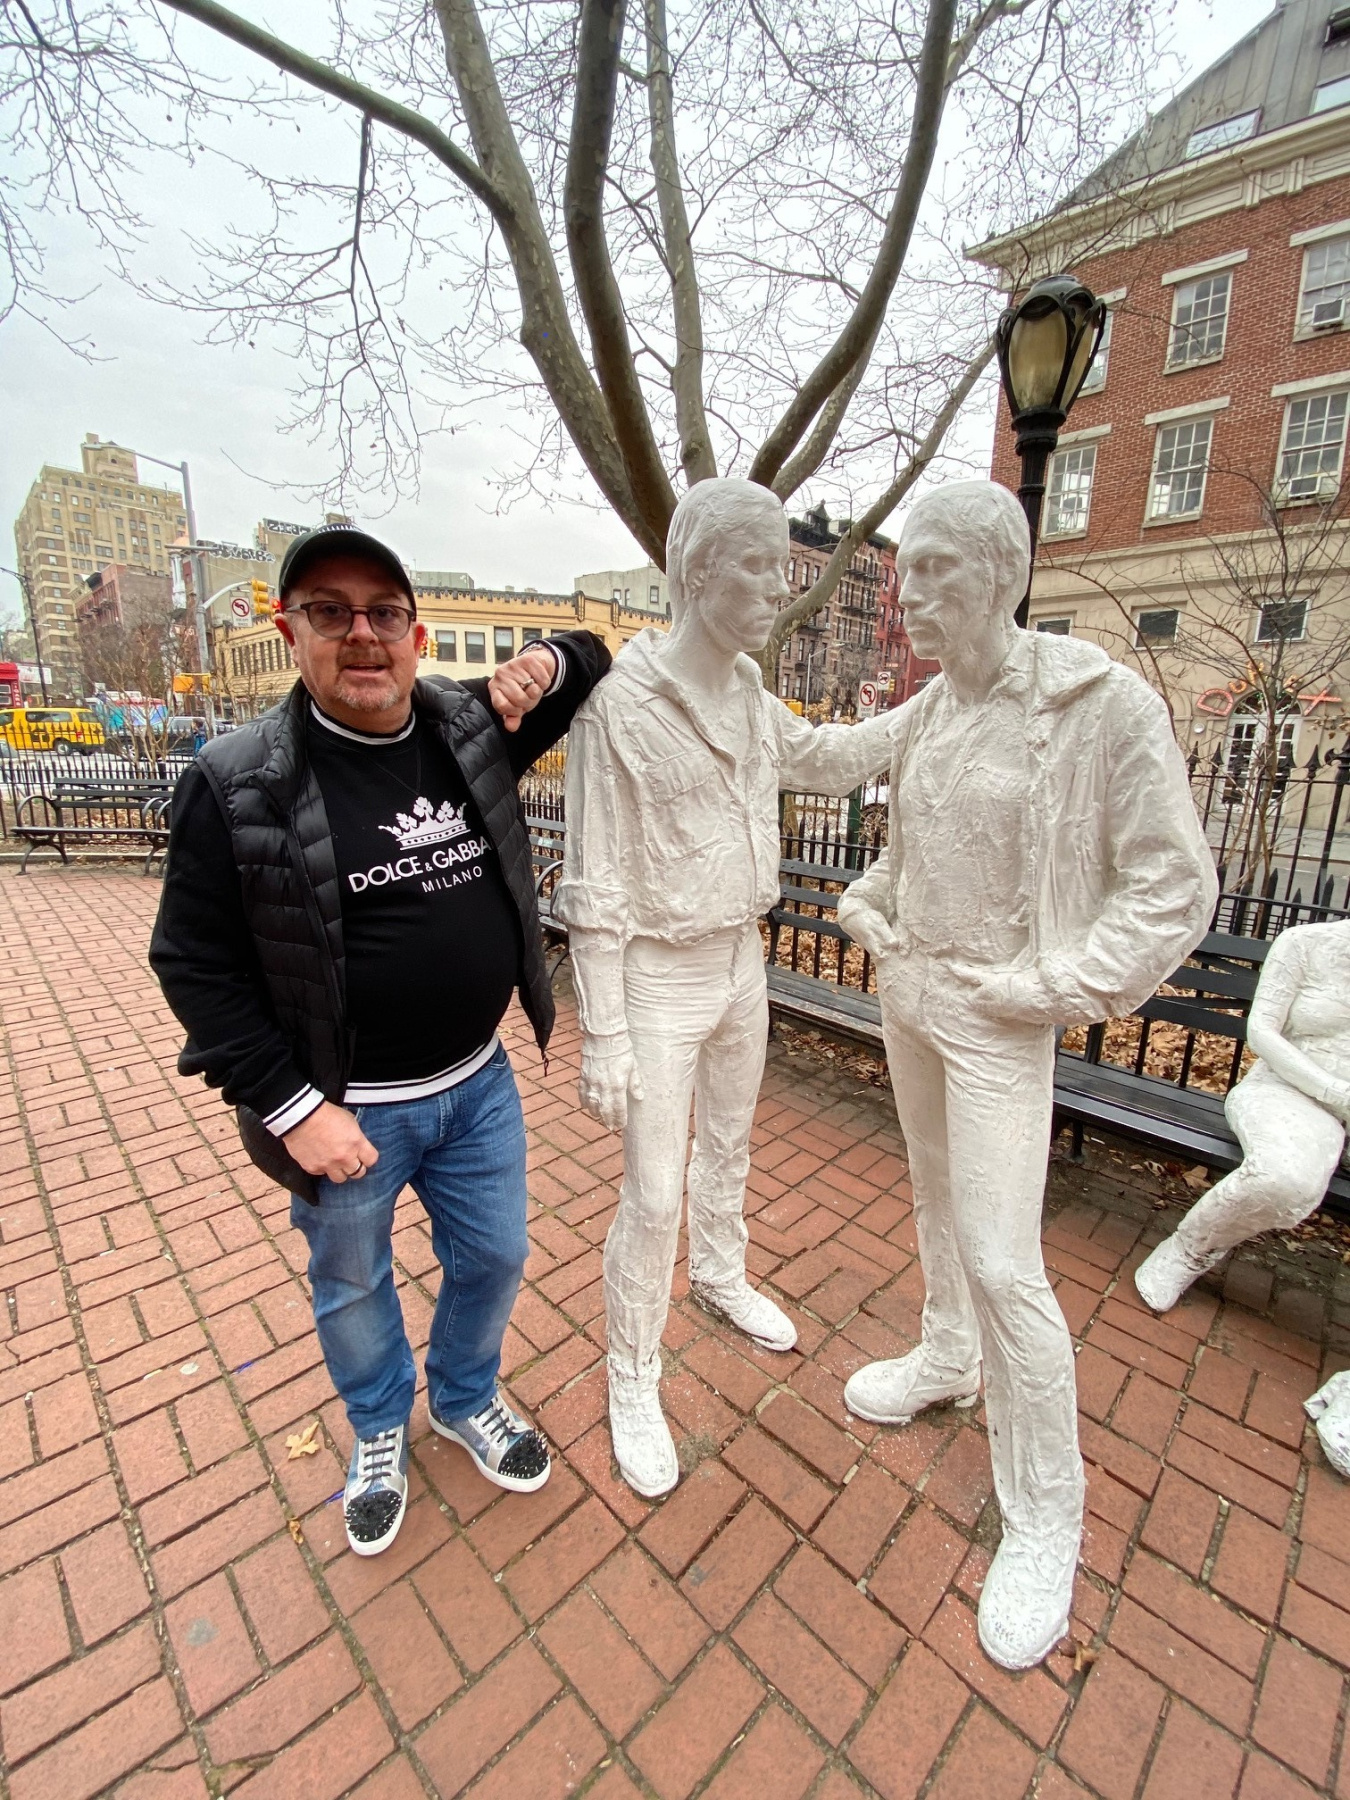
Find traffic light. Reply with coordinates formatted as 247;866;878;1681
251;579;271;616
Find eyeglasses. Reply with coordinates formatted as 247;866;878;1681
286;600;416;641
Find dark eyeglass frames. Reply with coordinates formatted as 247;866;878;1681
285;600;416;641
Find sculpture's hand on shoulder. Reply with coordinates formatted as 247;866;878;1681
836;892;899;962
579;1031;645;1133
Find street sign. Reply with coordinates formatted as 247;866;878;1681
857;680;879;716
229;595;251;622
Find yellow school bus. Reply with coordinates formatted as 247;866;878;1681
0;706;107;753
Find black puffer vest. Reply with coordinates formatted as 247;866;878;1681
196;677;553;1199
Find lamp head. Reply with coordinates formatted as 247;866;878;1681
996;273;1105;427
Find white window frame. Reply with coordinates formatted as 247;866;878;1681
1034;617;1073;635
1254;598;1310;644
1134;606;1180;647
1184;110;1259;159
1079;307;1114;395
1313;72;1350;114
1166;270;1233;370
1042;442;1098;540
1275;389;1349;505
1147;417;1214;522
1296;234;1350;337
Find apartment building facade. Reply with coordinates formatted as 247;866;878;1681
777;506;897;713
974;0;1350;769
12;435;188;697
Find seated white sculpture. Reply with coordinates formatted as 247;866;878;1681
555;477;899;1498
1306;1370;1350;1478
837;480;1217;1671
1135;919;1350;1314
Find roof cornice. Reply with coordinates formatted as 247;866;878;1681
968;105;1350;279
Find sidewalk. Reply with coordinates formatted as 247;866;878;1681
0;866;1347;1800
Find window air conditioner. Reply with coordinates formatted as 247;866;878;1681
1284;472;1340;501
1311;297;1346;329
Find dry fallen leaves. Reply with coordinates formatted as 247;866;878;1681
287;1518;305;1546
1073;1643;1098;1674
286;1420;321;1460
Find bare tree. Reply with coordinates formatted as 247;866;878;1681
82;594;196;759
4;0;1161;631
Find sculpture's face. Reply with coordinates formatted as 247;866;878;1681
895;506;992;665
693;501;791;655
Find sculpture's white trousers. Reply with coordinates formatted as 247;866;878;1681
604;923;768;1377
878;956;1083;1543
1174;1063;1345;1260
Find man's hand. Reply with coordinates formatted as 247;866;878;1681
578;1032;644;1133
283;1101;379;1183
837;890;899;962
489;647;559;733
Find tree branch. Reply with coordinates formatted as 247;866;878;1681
747;0;959;490
156;0;505;215
760;334;994;671
565;0;677;548
643;0;715;487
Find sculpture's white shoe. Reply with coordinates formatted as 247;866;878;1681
844;1348;981;1426
608;1362;679;1497
690;1279;797;1352
1133;1234;1221;1314
1305;1370;1350;1478
977;1525;1079;1670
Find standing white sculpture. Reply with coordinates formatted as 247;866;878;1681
555;478;899;1498
837;480;1217;1670
1135;919;1350;1313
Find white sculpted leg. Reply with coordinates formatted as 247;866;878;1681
603;946;708;1497
939;1023;1082;1670
686;932;795;1352
845;993;981;1424
1135;1068;1345;1313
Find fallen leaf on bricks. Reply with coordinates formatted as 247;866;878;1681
288;1518;305;1545
286;1420;322;1459
1183;1165;1210;1193
1073;1643;1098;1674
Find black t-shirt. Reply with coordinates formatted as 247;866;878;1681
305;702;521;1099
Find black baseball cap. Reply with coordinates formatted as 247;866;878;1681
277;523;416;608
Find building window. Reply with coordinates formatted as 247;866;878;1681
436;629;457;662
1313;72;1350;113
1185;111;1259;158
1135;607;1180;646
611;588;621;601
1298;237;1350;333
1255;599;1309;642
1167;271;1232;367
1276;391;1348;502
1035;618;1072;635
648;585;660;605
465;631;486;663
494;626;514;662
1043;443;1097;538
521;626;542;643
1079;308;1113;394
1148;418;1212;519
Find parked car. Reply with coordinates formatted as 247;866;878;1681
0;706;106;754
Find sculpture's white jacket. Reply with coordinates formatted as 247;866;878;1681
555;628;899;958
845;632;1218;1023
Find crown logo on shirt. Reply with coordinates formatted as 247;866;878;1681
379;795;471;849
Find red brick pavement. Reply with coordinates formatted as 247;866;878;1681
1;867;1348;1800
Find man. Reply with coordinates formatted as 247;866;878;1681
837;480;1216;1669
555;477;900;1497
151;522;609;1556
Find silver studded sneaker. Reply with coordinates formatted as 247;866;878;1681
430;1391;551;1493
344;1422;409;1557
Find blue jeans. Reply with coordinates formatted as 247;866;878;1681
290;1044;528;1438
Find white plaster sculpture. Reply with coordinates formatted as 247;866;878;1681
555;477;900;1498
1135;920;1350;1314
836;480;1218;1671
1306;1369;1350;1478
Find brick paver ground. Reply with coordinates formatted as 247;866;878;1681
1;867;1349;1800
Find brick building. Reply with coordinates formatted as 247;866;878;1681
777;507;898;713
972;0;1350;766
77;564;172;633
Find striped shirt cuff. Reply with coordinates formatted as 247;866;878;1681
264;1085;325;1138
545;643;566;694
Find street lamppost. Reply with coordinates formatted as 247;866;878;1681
994;272;1105;628
121;447;216;736
0;564;51;702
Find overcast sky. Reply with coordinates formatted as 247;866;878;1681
0;0;1273;619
